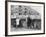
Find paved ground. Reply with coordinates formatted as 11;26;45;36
11;25;41;32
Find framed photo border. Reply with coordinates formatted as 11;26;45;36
5;1;45;36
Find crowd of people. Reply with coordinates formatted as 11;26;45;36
11;17;41;29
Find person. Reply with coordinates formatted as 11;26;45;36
18;19;23;27
16;19;19;28
27;17;32;28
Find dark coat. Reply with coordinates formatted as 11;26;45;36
27;17;32;27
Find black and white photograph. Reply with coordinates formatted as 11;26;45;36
11;5;41;31
6;1;45;35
